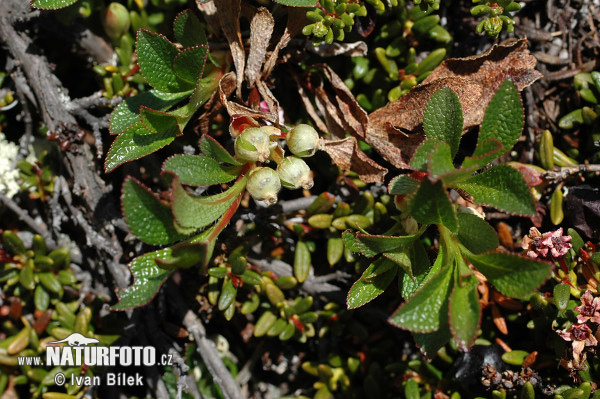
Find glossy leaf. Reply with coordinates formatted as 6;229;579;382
31;0;78;9
110;90;190;135
449;275;480;350
413;324;452;359
171;176;246;229
388;175;419;195
139;107;182;134
409;139;438;172
199;135;243;166
162;155;238;186
110;248;175;310
466;252;552;298
273;0;318;5
347;258;398;309
428;142;455;179
173;10;208;49
105;123;179;172
454;165;536;216
423;87;463;157
399;239;431;299
389;264;454;333
355;229;423;257
456;212;498;254
173;46;208;83
382;249;412;277
136;30;193;93
122;177;187;245
472;79;523;161
409;179;458;232
155;242;212;270
461;138;503;169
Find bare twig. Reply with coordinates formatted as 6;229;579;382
0;193;56;248
166;284;243;399
543;164;600;184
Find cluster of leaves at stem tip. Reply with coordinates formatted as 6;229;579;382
344;79;553;356
471;0;521;38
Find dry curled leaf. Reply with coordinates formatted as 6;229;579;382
214;0;244;97
321;137;387;183
218;72;280;125
246;7;274;87
365;38;542;168
262;8;306;79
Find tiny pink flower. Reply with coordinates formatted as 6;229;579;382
574;290;600;324
557;323;598;364
541;228;572;258
521;227;548;259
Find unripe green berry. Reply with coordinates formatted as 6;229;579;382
235;128;271;162
286;124;320;158
277;156;313;190
246;167;281;205
102;3;131;40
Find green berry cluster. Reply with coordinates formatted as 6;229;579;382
230;118;320;205
471;0;521;38
302;0;367;45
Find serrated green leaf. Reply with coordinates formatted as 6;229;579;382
105;123;179;172
449;275;480;350
382;249;412;277
355;229;423;257
122;177;187;245
409;179;458;232
199;135;243;166
389;264;454;333
136;30;194;93
454;165;535;216
155;242;212;270
111;229;215;310
462;138;503;169
31;0;78;9
472;79;523;161
456;213;498;254
162;155;238;186
171;176;247;229
173;10;208;49
347;258;398;309
410;139;438;171
466;252;552;298
139;107;182;134
110;90;190;135
173;46;208;83
423;87;463;157
428;142;455;179
413;325;452;359
170;68;223;119
110;248;174;310
272;0;318;6
399;239;431;299
342;230;361;253
388;175;419;195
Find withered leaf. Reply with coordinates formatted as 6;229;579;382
366;38;542;168
218;72;280;125
311;64;369;139
246;7;274;86
321;137;388;183
214;0;244;97
262;8;307;78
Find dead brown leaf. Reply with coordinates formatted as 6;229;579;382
262;7;306;79
218;72;280;125
246;7;274;87
365;38;542;168
321;137;388;183
214;0;244;97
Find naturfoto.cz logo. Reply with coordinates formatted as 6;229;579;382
17;333;173;388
